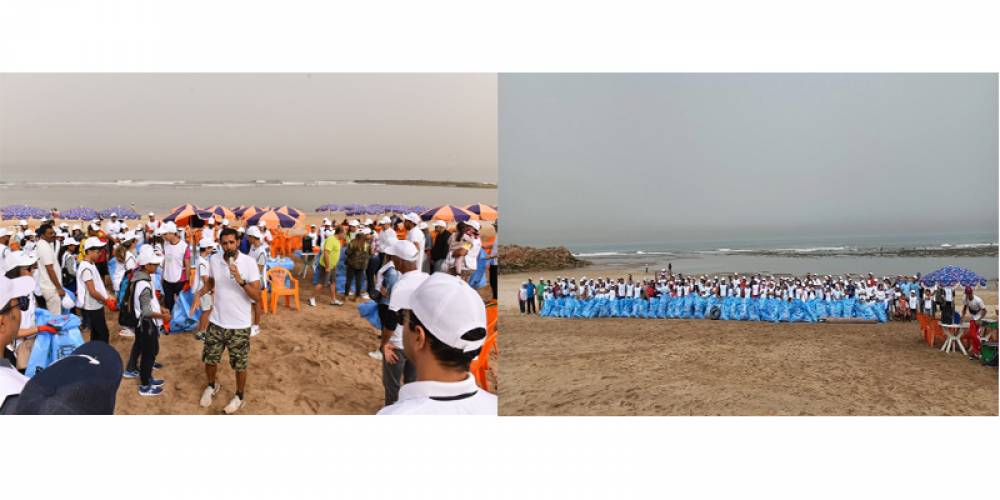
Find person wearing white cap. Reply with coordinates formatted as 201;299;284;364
111;233;139;337
380;240;427;405
3;251;57;372
34;224;66;316
58;237;80;295
0;228;13;278
76;237;115;343
309;226;344;307
460;220;482;283
344;226;371;301
1;274;38;404
245;226;268;336
15;221;28;244
160;222;191;318
122;245;170;396
428;220;450;275
377;273;495;415
402;213;425;273
145;212;160;239
300;224;319;280
20;229;37;254
192;237;217;340
188;227;262;414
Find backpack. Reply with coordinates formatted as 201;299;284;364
119;275;150;329
115;266;134;307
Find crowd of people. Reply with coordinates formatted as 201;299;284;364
519;270;990;324
0;209;498;415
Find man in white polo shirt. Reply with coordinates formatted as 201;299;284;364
377;272;497;415
35;223;66;315
382;240;427;405
189;228;261;414
160;222;190;316
246;226;268;337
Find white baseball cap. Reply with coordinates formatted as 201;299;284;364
359;227;372;235
24;229;36;237
383;240;418;262
120;232;136;243
0;275;35;310
0;228;10;237
110;212;117;217
207;218;215;225
18;220;27;226
63;237;79;246
137;245;164;266
72;224;81;231
162;222;178;234
148;212;155;216
237;227;246;233
403;212;421;224
418;222;428;230
322;218;331;225
379;216;392;225
7;251;38;268
363;218;373;225
433;220;447;228
199;238;216;249
83;237;104;251
466;220;481;231
348;219;360;227
246;226;263;239
408;273;488;353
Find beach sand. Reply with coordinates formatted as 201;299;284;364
499;267;998;416
34;211;496;415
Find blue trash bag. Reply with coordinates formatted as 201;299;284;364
691;295;706;319
169;289;202;333
467;250;490;289
811;300;828;319
540;298;554;316
747;297;761;321
153;266;163;294
654;296;667;318
668;297;683;318
107;258;117;285
595;299;611;318
853;301;876;321
829;300;843;318
870;302;888;323
788;300;807;322
25;309;85;378
719;297;732;321
608;299;621;317
357;300;381;330
736;298;750;321
776;300;791;322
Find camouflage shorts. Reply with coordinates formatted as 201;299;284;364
202;322;251;371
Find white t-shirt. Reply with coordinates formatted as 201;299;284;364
463;235;481;271
377;374;497;415
111;251;136;292
76;261;107;310
387;270;430;349
966;295;987;320
0;364;29;410
207;252;261;330
406;228;425;272
35;239;61;291
133;279;163;328
944;287;954;302
0;243;9;276
193;255;210;295
162;240;188;283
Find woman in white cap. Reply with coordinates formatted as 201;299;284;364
3;252;58;373
58;237;80;294
112;233;138;337
76;237;115;343
377;273;496;415
0;274;37;400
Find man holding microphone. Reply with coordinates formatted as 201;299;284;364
190;228;261;414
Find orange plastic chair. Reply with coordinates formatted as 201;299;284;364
471;330;497;390
267;267;301;313
926;319;946;347
260;287;269;314
916;313;930;344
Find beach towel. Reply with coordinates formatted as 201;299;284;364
358;300;381;330
25;309;85;378
169;289;201;333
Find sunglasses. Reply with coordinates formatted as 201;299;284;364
0;296;30;314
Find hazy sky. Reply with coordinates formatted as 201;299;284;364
0;73;496;182
500;74;998;247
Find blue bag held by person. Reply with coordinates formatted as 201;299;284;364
25;309;85;378
169;289;201;334
357;300;381;330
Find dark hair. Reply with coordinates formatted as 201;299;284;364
38;223;54;237
219;228;239;241
4;267;20;279
408;311;483;371
334;226;345;235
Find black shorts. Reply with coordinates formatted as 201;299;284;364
378;303;398;331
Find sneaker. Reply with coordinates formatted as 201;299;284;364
148;378;165;387
368;350;383;361
308;297;316;307
331;299;343;306
360;293;370;300
138;385;163;397
200;383;221;407
250;325;260;337
122;369;139;379
153;362;163;370
118;328;134;337
223;395;245;414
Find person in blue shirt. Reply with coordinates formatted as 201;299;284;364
525;279;536;314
